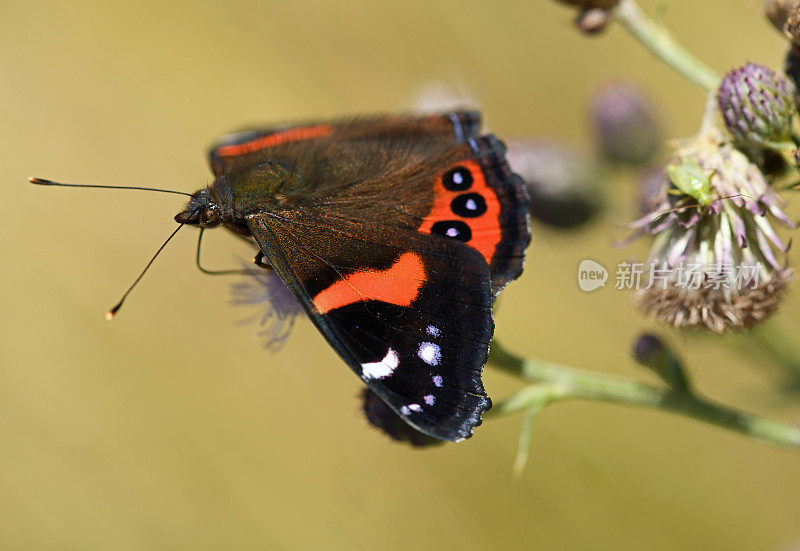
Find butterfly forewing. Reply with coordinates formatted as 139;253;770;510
209;111;482;178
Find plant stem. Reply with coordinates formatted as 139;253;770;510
488;341;800;449
614;0;720;91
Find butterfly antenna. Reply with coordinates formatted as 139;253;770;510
106;223;185;321
29;177;193;197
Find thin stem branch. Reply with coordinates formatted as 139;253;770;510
614;0;720;91
513;405;546;477
488;341;800;449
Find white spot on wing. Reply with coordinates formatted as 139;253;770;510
424;394;435;406
453;171;463;184
361;348;399;380
426;325;441;337
446;227;459;237
465;198;478;211
408;404;422;412
400;406;410;415
433;375;443;387
417;342;441;366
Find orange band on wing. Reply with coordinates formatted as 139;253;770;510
216;125;334;157
418;159;502;265
313;252;426;314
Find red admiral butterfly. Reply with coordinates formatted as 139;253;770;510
32;110;531;442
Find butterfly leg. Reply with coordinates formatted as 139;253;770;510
195;228;252;275
254;250;274;270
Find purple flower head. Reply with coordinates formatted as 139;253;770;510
718;63;796;148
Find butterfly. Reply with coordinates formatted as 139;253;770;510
37;110;531;442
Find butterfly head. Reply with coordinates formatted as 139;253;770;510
174;188;222;228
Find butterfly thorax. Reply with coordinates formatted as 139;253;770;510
175;161;297;237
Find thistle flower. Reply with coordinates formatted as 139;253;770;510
230;264;302;351
717;63;796;149
630;136;795;332
507;140;604;229
591;82;662;166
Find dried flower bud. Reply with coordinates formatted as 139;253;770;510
555;0;620;8
591;82;661;165
764;0;800;33
575;8;612;34
788;5;800;46
554;0;619;34
507;140;604;229
718;63;796;148
361;388;440;447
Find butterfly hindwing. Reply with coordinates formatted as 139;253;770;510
248;214;493;441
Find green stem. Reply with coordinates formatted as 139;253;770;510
488;341;800;449
614;0;720;91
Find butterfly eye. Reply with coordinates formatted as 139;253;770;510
443;166;473;191
200;207;220;228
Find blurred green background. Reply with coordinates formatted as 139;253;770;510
2;1;800;549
